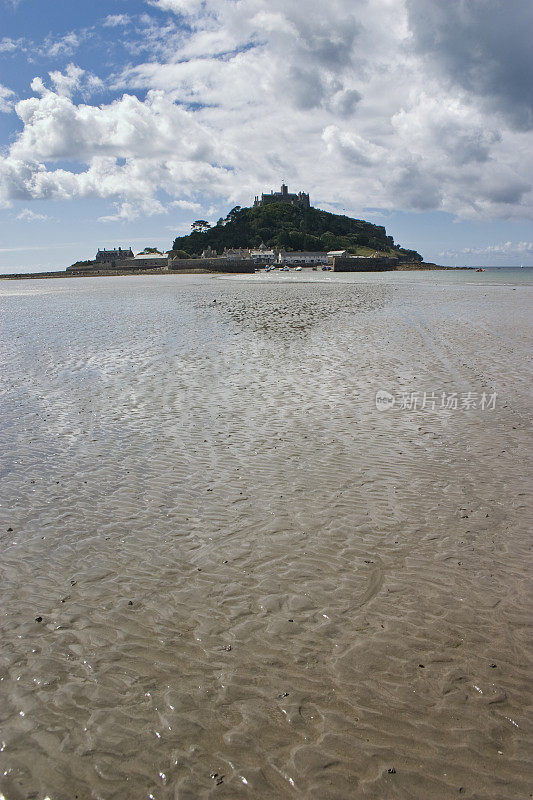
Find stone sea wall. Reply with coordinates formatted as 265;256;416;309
169;257;257;273
332;257;398;271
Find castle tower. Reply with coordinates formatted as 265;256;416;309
253;184;310;209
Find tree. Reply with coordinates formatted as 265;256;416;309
170;204;416;259
169;249;191;259
191;220;211;233
225;206;241;223
139;247;163;254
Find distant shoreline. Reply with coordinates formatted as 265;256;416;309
0;263;475;281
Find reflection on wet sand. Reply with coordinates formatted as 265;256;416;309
205;282;391;335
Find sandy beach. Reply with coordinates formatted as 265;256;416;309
0;270;531;799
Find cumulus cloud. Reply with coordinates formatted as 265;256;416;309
46;64;103;98
322;125;383;167
0;0;531;222
11;87;217;162
0;77;232;217
406;0;533;130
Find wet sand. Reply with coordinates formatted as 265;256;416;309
0;273;532;799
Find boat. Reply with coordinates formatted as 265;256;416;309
476;268;485;272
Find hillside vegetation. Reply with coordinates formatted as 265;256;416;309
171;203;422;260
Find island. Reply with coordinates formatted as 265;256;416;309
1;185;471;279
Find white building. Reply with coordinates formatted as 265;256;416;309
327;250;348;258
327;250;349;265
250;249;276;262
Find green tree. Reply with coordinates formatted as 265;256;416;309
169;249;191;259
191;220;211;233
225;206;242;223
170;202;421;260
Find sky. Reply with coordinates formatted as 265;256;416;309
0;0;532;273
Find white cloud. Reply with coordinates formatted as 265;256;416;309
16;208;48;221
11;87;217;162
322;126;383;167
439;239;533;265
0;37;22;53
406;0;533;131
0;84;15;113
461;241;533;257
103;14;131;27
47;64;103;98
42;32;81;59
171;199;202;210
148;0;205;14
0;0;531;222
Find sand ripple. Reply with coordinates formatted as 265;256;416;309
0;274;531;799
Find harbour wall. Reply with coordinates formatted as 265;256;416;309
169;258;257;273
333;257;398;271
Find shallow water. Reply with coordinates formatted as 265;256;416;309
1;274;532;799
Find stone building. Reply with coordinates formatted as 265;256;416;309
130;253;168;268
254;184;310;210
95;247;134;263
222;247;251;259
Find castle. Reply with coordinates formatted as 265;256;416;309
254;184;310;210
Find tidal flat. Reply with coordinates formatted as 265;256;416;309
0;271;532;799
